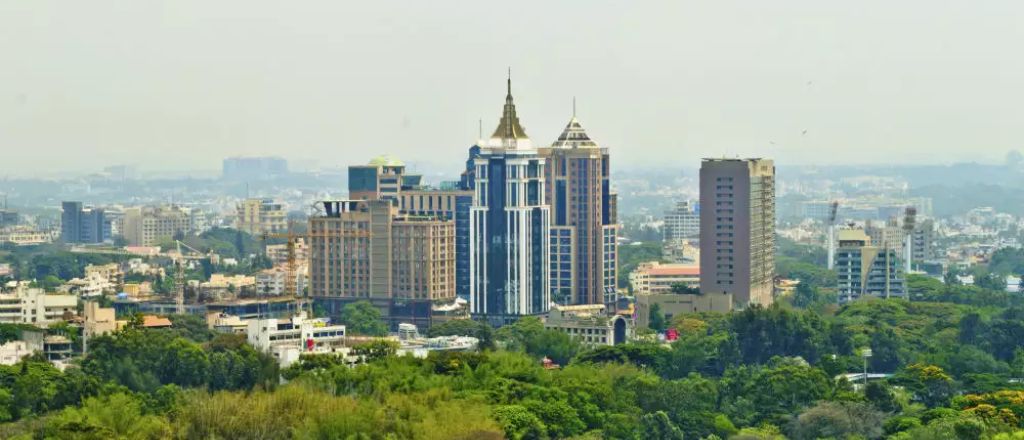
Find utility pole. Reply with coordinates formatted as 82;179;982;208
862;348;872;389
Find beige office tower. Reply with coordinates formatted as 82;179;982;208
699;158;775;308
308;200;455;328
538;114;618;307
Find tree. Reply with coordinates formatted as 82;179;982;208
648;303;666;332
865;381;900;413
352;339;398;363
895;364;954;408
789;401;885;440
670;283;700;295
639;411;685;440
428;319;495;350
339;300;388;336
493;405;546;440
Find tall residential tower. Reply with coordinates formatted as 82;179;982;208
468;78;550;325
699;158;776;307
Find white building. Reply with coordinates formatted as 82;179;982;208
254;267;308;296
543;304;630;347
663;201;700;242
246;314;347;366
629;262;700;294
0;287;77;325
0;340;36;365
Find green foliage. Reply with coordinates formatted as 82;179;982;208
339;300;388;336
496;316;581;365
81;327;277;393
788;401;885;440
428;319;495;350
618;242;663;288
639;411;685;440
648;302;666;332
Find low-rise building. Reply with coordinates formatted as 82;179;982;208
83;301;118;338
544;304;631;347
0;229;52;246
629;262;700;294
634;292;732;328
0;340;35;365
0;288;77;325
247;314;347;366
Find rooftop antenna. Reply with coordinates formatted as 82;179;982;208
573;97;577;118
478;119;482;139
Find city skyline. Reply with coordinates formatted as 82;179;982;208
3;1;1024;176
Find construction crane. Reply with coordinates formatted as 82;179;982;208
262;221;308;317
171;240;209;315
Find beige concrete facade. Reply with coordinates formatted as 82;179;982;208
634;292;733;328
699;158;775;308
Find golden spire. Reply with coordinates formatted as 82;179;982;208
491;70;529;142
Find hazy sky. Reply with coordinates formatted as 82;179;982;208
1;1;1022;177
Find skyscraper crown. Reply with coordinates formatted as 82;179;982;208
488;75;531;149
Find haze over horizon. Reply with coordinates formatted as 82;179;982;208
2;0;1022;177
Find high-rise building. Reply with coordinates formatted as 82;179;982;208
664;200;700;242
222;156;288;181
122;205;193;246
835;228;905;303
349;154;473;302
538;114;618;307
61;201;110;244
911;219;936;264
396;188;474;301
348;155;423;202
468;78;550;325
308;200;457;329
235;198;288;236
699;158;775;307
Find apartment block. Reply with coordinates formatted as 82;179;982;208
236;198;288;236
0;287;77;325
122;205;193;246
836;228;905;303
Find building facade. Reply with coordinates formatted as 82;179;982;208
308;200;457;329
468;79;550;325
835;228;905;303
699;158;776;307
236;198;288;236
634;291;733;328
543;304;630;347
629;262;700;294
664;200;700;242
122;205;193;246
61;201;109;244
348;155;422;202
0;287;77;325
538;115;618;307
396;189;473;301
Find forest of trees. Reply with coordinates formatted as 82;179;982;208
3;280;1024;438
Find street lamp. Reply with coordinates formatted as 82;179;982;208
861;348;873;389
